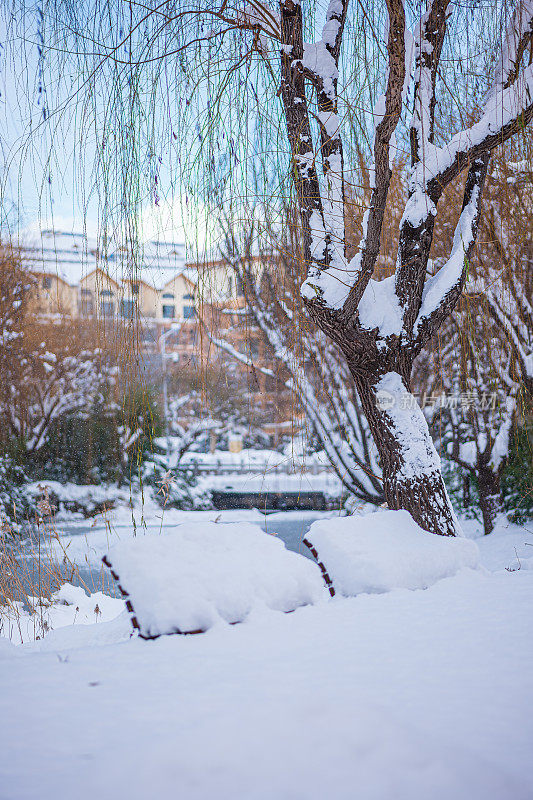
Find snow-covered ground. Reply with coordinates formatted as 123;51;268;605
1;511;532;799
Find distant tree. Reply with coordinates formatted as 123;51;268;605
214;216;383;504
412;145;533;533
0;244;34;406
470;155;533;395
0;320;111;455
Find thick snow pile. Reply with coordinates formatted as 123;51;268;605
306;510;479;596
104;522;327;637
0;583;125;645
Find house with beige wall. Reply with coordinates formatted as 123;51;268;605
30;271;78;317
23;231;251;335
78;269;122;318
23;231;198;322
21;230;287;407
119;277;159;321
158;272;197;321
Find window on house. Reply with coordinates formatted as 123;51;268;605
121;299;135;318
162;292;174;299
101;289;114;297
183;293;194;300
162;304;175;319
42;276;52;290
227;276;233;294
183;305;196;319
80;288;93;315
100;301;114;317
131;282;139;295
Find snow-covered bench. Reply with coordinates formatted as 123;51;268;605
103;522;327;639
304;510;480;597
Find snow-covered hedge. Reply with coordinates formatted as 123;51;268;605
0;455;38;531
104;522;327;638
306;510;479;596
26;481;132;519
143;457;213;510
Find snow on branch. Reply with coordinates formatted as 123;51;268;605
208;333;276;379
322;0;349;64
396;1;533;344
279;0;330;285
409;0;451;165
426;66;533;191
413;155;490;343
304;0;408;314
412;1;533;197
279;1;351;305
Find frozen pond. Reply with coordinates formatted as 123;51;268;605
13;509;334;599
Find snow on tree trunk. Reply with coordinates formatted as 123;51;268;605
354;371;458;536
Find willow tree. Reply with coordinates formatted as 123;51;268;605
13;0;533;534
191;0;533;535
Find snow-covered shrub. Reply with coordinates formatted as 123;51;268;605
28;384;163;486
215;424;272;452
0;455;37;531
25;481;131;519
441;421;533;526
441;459;480;522
30;400;123;485
0;582;125;644
143;455;213;511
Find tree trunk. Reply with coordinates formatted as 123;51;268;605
477;462;502;535
462;474;471;509
353;370;459;536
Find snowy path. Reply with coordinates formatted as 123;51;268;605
1;525;532;800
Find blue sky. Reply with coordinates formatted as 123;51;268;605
0;7;191;245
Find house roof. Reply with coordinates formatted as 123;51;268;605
23;230;196;291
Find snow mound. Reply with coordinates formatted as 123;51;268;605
104;522;327;638
306;510;479;596
507;555;533;572
1;584;125;645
